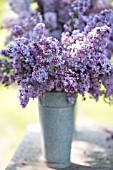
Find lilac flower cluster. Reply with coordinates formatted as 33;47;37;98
62;26;113;101
84;9;113;33
2;0;73;43
0;59;14;86
1;0;113;108
64;0;90;32
69;0;91;15
2;0;113;43
84;9;113;59
64;0;113;59
1;23;66;107
1;23;113;107
2;11;44;44
64;0;112;33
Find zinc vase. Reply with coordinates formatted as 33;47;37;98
38;92;75;169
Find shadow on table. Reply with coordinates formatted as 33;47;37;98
72;126;113;169
5;125;113;170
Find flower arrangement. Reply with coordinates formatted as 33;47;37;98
1;0;113;108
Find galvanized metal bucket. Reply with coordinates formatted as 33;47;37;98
38;92;75;169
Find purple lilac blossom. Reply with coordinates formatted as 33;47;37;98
1;23;113;107
64;7;113;60
69;0;91;15
62;26;113;102
2;11;43;44
64;0;91;32
1;24;66;107
64;0;112;33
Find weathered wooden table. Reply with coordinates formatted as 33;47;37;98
5;124;113;170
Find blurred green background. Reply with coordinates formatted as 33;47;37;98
1;0;113;169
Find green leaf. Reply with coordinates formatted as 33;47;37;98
50;65;55;70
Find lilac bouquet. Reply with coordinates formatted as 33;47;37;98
1;0;113;108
